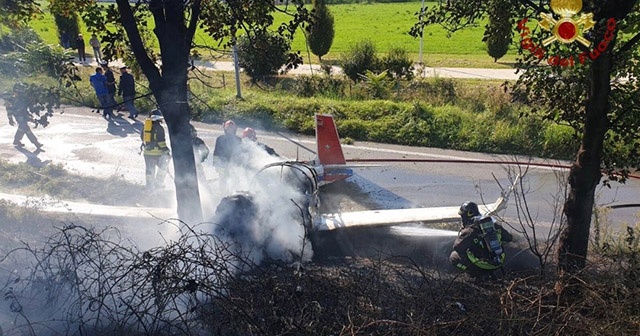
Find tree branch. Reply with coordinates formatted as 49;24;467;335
148;0;166;41
617;31;640;55
116;0;161;86
186;0;202;45
518;0;544;13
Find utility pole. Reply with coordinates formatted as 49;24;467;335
232;39;242;99
418;0;426;65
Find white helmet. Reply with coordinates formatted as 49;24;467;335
150;109;163;121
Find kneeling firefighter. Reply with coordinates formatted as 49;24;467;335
141;109;171;189
450;201;513;279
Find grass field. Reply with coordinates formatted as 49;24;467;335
26;1;519;68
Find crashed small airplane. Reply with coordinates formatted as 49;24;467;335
212;114;516;257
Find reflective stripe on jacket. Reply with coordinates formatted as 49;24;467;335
142;122;168;156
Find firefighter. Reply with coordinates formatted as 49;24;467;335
241;127;278;157
213;120;241;165
141;109;171;189
5;84;43;150
450;201;513;280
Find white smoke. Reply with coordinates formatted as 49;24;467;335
197;139;314;265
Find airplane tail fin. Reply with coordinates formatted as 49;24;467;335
316;114;346;166
315;114;351;184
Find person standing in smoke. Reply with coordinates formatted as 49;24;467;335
241;127;279;157
213;120;241;166
141;109;171;189
213;120;241;189
4;85;43;150
191;124;210;182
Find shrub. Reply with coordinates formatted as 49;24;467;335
543;124;578;158
358;70;393;99
381;47;414;80
237;30;299;83
340;39;380;82
407;77;457;105
338;118;371;140
292;75;346;98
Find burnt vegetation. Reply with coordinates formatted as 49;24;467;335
0;206;638;335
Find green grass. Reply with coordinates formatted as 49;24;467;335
26;1;519;68
276;3;510;58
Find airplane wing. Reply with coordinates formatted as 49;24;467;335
314;175;519;231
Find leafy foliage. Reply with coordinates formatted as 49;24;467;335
411;0;640;275
292;75;345;98
0;0;41;28
359;70;392;99
237;30;301;83
307;0;335;61
340;39;380;82
0;40;77;80
380;46;414;80
0;26;78;128
4;82;60;128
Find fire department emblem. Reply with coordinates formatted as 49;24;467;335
538;0;596;47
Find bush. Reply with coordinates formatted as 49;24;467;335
293;75;346;98
237;30;299;83
340;39;380;82
381;47;414;80
357;70;393;99
543;124;577;158
407;77;457;105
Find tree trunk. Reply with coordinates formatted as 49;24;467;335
155;3;203;224
116;0;203;224
160;91;203;225
557;27;614;275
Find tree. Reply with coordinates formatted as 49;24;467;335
307;0;335;62
412;0;640;278
483;0;513;62
56;0;311;224
237;29;299;83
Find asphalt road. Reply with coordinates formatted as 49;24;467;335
1;104;638;234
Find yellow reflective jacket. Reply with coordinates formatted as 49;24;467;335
141;120;169;156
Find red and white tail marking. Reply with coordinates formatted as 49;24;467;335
316;114;346;166
315;114;351;184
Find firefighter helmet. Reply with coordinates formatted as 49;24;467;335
223;120;237;133
150;109;163;121
242;127;257;141
459;201;480;227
